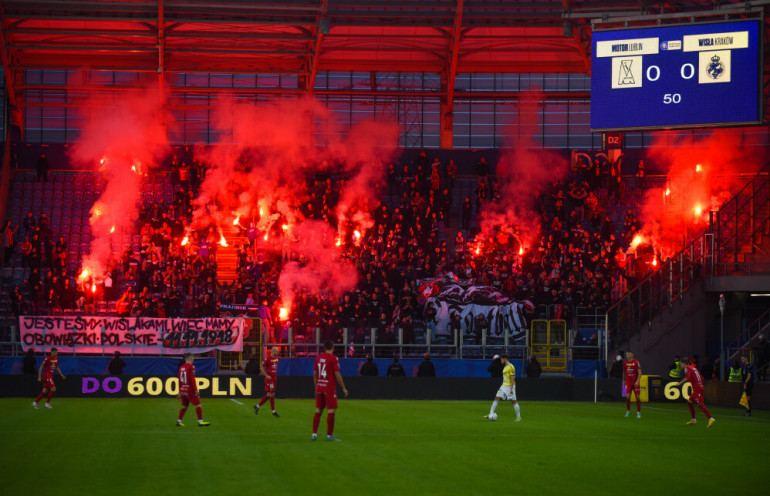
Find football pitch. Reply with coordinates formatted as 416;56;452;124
1;398;767;495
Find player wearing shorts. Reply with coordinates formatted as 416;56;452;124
485;354;521;421
33;348;66;409
254;346;280;418
312;340;348;441
676;355;715;427
623;351;642;418
176;353;210;427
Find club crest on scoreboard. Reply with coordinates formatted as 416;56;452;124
699;50;731;84
611;55;643;89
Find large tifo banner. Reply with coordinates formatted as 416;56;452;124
19;316;245;355
419;274;533;343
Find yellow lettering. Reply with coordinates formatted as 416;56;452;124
146;377;162;396
211;377;227;396
196;377;210;391
230;377;251;396
664;382;680;400
127;377;144;395
165;377;179;396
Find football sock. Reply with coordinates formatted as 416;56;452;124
625;396;630;411
195;406;203;421
178;407;187;421
636;398;640;413
513;403;521;418
489;399;499;416
35;392;45;403
326;413;335;436
699;404;711;418
269;398;275;411
46;391;55;403
258;396;268;407
687;403;695;419
312;412;321;434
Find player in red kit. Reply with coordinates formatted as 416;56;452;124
623;351;642;418
176;353;210;427
33;348;66;409
312;340;348;441
254;346;280;417
676;354;715;427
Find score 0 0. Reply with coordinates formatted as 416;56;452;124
644;63;695;105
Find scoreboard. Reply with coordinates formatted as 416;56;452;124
590;20;763;131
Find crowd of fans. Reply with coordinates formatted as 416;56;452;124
4;148;653;346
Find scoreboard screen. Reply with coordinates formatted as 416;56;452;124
590;20;763;131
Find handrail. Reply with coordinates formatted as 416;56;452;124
606;163;770;347
725;307;770;362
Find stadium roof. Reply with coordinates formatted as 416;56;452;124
0;1;768;126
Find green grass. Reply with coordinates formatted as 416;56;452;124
0;398;767;495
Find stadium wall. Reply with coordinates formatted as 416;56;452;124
0;356;603;378
2;375;765;409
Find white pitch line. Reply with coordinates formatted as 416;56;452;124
230;399;244;406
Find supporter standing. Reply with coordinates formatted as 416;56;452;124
108;351;126;375
312;340;348;441
36;153;49;182
417;353;436;377
386;356;405;377
360;355;379;376
487;354;503;378
2;220;18;267
254;346;281;417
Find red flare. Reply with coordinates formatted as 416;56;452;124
518;246;524;256
279;307;288;321
181;236;189;246
219;236;228;247
110;226;115;233
91;284;97;293
233;216;240;226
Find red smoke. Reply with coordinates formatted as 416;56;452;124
70;84;170;283
478;91;568;252
639;129;767;258
191;95;400;309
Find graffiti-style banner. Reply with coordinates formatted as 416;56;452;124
19;316;245;355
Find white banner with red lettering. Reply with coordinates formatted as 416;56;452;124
19;316;246;355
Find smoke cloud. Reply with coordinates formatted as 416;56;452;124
70;84;170;283
639;129;767;257
478;91;568;250
192;95;400;310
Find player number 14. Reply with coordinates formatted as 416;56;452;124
663;93;681;104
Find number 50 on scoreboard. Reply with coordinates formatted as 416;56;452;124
590;20;763;131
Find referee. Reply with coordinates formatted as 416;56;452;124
741;355;754;417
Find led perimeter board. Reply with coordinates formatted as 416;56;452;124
590;20;762;131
